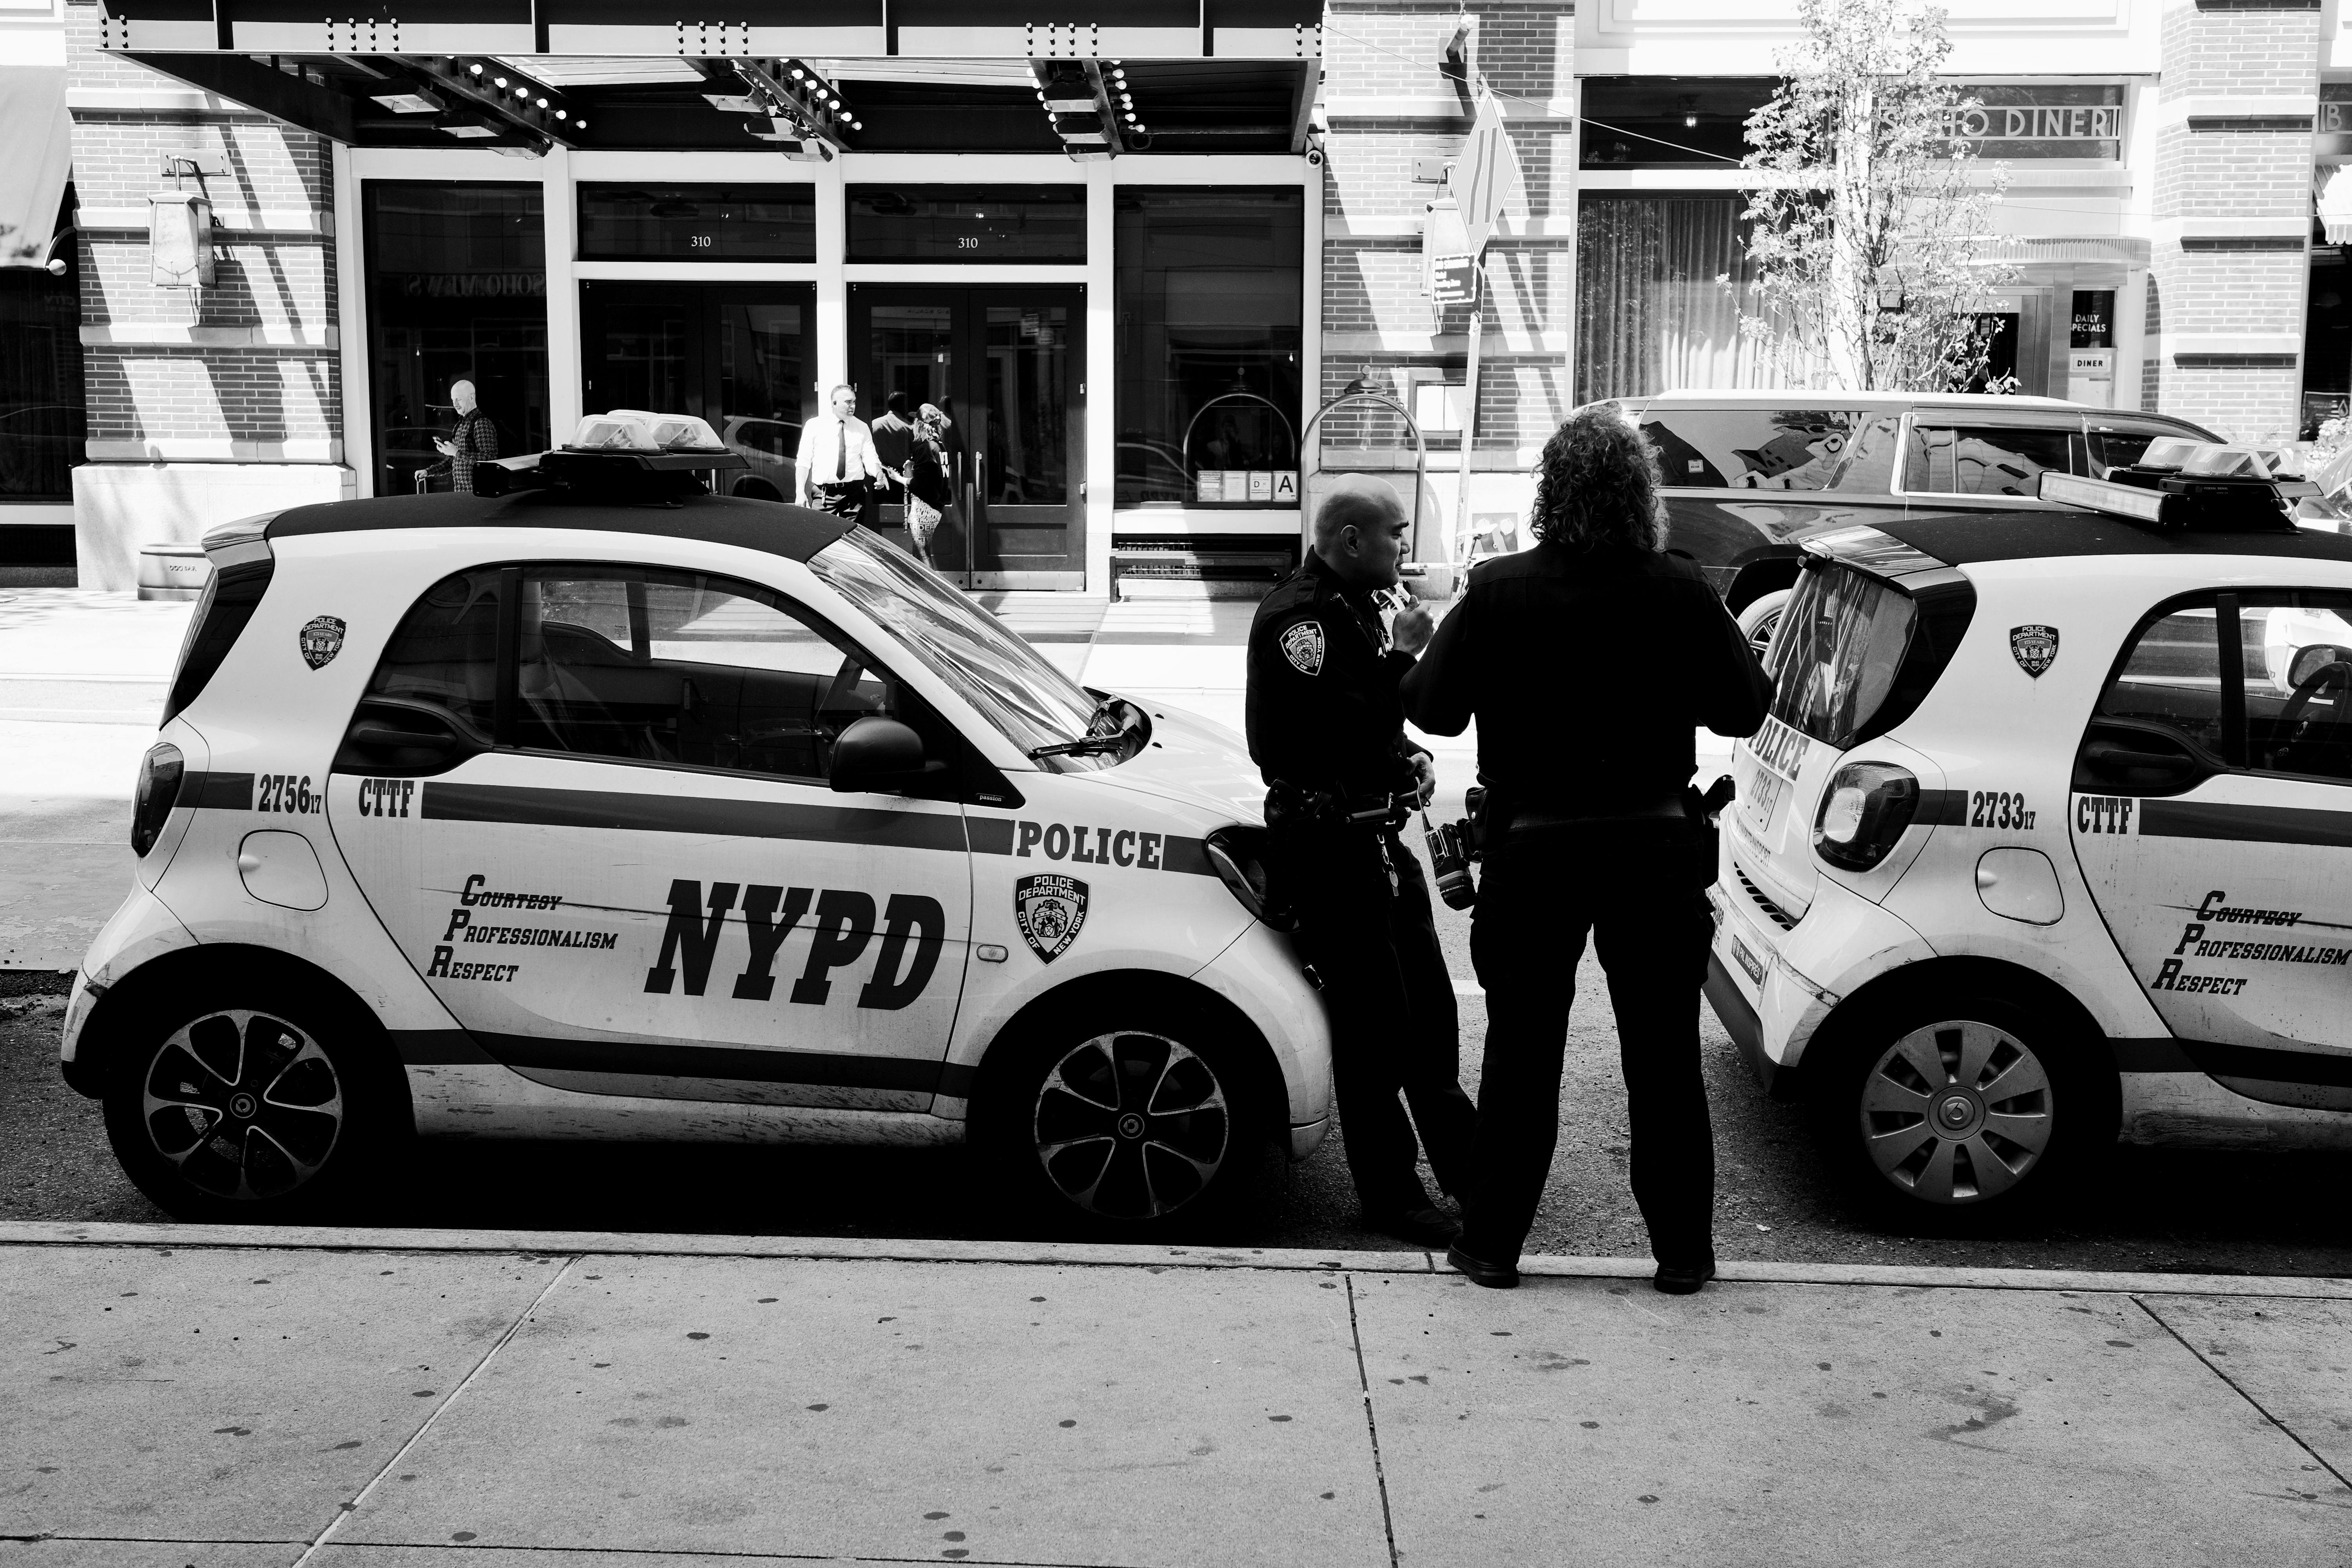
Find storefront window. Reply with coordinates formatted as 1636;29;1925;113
1575;195;1778;404
1580;78;1770;168
0;258;82;503
1114;189;1302;506
363;183;549;497
846;187;1085;263
578;185;815;261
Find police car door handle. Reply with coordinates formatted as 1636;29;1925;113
2082;739;2195;775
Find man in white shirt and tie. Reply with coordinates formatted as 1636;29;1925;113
795;384;885;519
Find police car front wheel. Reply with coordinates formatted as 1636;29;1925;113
1811;993;2111;1213
980;1010;1273;1232
101;983;405;1221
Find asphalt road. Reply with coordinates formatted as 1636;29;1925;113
9;923;2352;1276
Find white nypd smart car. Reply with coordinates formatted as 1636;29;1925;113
61;414;1329;1229
1708;440;2352;1212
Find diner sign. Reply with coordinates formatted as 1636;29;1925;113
1946;85;2124;160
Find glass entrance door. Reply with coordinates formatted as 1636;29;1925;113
580;282;814;503
853;285;1085;591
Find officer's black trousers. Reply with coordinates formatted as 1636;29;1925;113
1283;825;1477;1215
1462;820;1716;1269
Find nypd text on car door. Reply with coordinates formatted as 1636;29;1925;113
330;563;971;1111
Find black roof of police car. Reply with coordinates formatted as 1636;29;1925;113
1808;506;2352;571
264;490;856;564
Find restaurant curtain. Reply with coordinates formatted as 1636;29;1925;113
1575;196;1786;404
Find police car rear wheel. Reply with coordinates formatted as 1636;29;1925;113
984;1014;1269;1233
1812;994;2103;1214
101;985;403;1222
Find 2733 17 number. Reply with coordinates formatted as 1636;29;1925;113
1970;790;2034;829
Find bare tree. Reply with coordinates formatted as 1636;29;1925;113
1739;0;2013;392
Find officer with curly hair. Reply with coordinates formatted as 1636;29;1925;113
1402;407;1769;1294
1247;475;1475;1249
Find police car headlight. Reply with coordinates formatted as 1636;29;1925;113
1206;826;1294;930
1812;760;1918;873
131;742;184;858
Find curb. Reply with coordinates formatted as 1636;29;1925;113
4;1220;2348;1300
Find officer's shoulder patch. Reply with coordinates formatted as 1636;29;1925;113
1279;618;1325;675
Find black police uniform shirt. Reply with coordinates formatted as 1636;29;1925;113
1399;538;1769;815
1246;553;1430;802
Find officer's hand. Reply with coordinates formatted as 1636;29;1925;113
1392;601;1435;656
1410;751;1437;806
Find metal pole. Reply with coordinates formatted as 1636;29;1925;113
1450;252;1486;586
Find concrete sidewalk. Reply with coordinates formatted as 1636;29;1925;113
4;1225;2347;1567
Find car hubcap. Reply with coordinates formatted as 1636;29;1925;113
1032;1031;1230;1220
1858;1020;2053;1204
1748;606;1782;659
140;1009;345;1201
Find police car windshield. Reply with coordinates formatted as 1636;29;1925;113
809;528;1110;762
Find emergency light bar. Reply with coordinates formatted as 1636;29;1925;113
2034;441;2296;534
473;410;748;497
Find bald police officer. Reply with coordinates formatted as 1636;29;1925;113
1247;477;1475;1247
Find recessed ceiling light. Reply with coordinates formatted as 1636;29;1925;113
468;62;483;74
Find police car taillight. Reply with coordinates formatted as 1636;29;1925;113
131;742;184;858
1813;760;1919;873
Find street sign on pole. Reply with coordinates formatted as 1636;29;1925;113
1450;89;1522;258
1422;196;1474;303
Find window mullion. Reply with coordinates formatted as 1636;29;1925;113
2215;592;2245;769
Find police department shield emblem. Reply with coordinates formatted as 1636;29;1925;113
1014;873;1088;963
298;615;346;671
1279;619;1325;675
2009;624;2059;678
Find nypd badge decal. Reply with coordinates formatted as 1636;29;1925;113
299;615;347;671
2009;624;2058;678
1279;620;1325;676
1015;873;1089;962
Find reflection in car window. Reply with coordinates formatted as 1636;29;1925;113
2241;596;2352;782
2086;426;2187;479
518;566;891;782
2098;602;2224;757
1826;416;1902;493
809;527;1109;764
366;569;503;735
1766;563;1915;748
1636;408;1855;490
1903;426;2079;496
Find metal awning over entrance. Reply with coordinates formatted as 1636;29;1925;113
95;0;1320;155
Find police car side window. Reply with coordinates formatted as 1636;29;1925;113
515;566;894;784
2240;595;2352;784
364;568;503;737
2096;600;2226;758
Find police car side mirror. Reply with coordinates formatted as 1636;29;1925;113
829;715;941;794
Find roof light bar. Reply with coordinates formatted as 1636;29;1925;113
2036;441;2296;532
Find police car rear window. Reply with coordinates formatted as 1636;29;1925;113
1766;561;1974;750
164;557;274;725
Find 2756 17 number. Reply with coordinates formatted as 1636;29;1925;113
256;773;320;815
1970;790;2034;829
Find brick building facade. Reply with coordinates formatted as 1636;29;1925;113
5;0;2342;588
65;0;351;588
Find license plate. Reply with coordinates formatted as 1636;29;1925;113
1742;768;1787;835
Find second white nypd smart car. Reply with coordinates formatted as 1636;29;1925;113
60;413;1330;1230
1710;439;2352;1213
